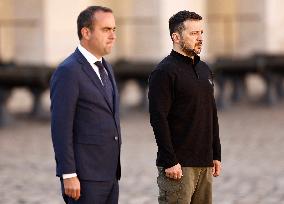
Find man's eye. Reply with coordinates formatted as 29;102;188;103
191;32;202;35
103;28;116;32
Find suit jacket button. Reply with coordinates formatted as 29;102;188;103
114;136;118;141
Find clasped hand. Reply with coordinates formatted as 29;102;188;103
165;163;183;180
63;176;81;200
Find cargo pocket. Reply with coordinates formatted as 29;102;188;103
157;167;183;203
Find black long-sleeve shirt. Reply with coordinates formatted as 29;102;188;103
148;50;221;168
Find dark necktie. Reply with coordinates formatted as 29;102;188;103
94;61;114;110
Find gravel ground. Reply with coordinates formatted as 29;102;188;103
0;88;284;204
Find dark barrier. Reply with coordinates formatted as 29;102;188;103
0;63;55;126
113;59;155;109
1;54;283;126
212;54;284;109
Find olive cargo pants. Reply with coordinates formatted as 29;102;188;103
157;167;212;204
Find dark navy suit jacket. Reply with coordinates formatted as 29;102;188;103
50;48;121;181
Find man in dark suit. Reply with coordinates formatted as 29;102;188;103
50;6;121;204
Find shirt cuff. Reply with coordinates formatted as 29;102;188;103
62;173;77;179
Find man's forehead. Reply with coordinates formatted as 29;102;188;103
93;11;115;27
94;10;113;18
184;20;203;30
93;11;115;24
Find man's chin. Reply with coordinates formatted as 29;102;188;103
194;49;201;54
104;48;113;55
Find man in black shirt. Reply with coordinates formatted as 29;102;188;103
148;10;221;204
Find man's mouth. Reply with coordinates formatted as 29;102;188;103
106;42;114;46
196;44;202;49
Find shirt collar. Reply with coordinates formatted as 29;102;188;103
78;44;102;64
170;49;200;66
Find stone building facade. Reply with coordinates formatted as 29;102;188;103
0;0;283;64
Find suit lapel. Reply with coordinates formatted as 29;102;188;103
102;58;121;139
74;49;114;113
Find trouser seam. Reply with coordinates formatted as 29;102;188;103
193;168;202;194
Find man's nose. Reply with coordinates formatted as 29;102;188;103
197;33;203;41
110;30;116;39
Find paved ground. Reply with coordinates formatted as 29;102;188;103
1;100;284;203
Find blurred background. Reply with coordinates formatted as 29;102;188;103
0;0;283;203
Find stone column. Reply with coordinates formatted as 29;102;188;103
43;0;94;65
12;0;45;64
112;0;160;61
206;0;238;59
265;0;284;53
236;0;266;56
0;0;15;62
206;0;267;59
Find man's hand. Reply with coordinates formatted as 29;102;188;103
63;176;81;200
165;163;183;180
212;160;221;177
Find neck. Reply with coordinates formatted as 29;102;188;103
80;41;102;59
173;44;195;59
173;46;195;60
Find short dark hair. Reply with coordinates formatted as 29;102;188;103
169;10;202;40
77;6;113;40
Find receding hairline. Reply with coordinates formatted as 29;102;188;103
91;10;115;24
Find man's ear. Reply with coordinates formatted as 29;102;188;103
171;32;180;43
81;27;91;40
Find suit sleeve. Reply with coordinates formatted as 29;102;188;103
148;69;179;168
50;65;79;175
